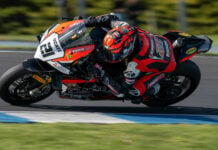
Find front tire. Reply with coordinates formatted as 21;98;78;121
144;60;201;107
0;64;54;105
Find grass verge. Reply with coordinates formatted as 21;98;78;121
0;123;218;150
209;35;218;45
0;35;37;42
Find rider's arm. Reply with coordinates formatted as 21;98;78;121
84;13;129;28
84;13;131;98
86;62;126;98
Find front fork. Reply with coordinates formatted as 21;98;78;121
30;74;53;96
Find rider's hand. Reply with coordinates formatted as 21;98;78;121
86;63;103;82
94;49;108;62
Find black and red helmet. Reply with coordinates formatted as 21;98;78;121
103;26;137;63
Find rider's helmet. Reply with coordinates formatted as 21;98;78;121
103;26;137;63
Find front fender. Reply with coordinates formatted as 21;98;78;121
22;58;55;73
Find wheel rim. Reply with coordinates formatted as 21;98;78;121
8;73;52;101
154;75;192;101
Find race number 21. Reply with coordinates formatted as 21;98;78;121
40;42;55;57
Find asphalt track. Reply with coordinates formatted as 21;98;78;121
0;51;218;117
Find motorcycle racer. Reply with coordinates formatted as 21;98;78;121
0;13;211;106
84;13;177;104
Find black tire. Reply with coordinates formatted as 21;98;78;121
144;60;201;107
0;64;54;105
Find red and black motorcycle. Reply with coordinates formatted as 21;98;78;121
0;20;213;107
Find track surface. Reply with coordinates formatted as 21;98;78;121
0;51;218;115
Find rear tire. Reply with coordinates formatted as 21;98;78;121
0;64;54;105
144;60;201;107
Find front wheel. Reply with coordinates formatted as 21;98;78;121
0;64;54;105
143;60;201;107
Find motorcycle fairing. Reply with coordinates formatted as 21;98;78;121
47;60;71;74
178;36;210;63
52;45;95;63
34;20;95;75
39;24;59;42
180;52;197;63
34;32;72;74
163;31;212;63
42;20;84;41
195;35;213;53
34;33;64;61
35;20;87;62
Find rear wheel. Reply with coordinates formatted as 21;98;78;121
0;64;54;105
143;60;201;107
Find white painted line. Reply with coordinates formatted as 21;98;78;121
1;111;218;124
1;111;134;124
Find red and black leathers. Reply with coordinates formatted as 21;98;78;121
84;14;177;103
124;28;176;99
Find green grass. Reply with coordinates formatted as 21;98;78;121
0;35;37;42
0;123;218;150
209;35;218;45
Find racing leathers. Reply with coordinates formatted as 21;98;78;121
84;14;177;103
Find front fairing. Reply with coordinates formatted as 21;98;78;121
34;21;88;62
34;21;94;74
34;33;64;61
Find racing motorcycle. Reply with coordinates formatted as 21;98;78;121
0;19;213;107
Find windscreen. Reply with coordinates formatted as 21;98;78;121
58;21;93;49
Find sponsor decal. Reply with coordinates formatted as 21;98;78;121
179;32;192;37
52;63;57;67
48;61;70;74
71;48;85;53
53;38;62;52
186;47;197;55
67;55;72;60
70;45;94;54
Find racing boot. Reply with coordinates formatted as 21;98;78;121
147;83;160;96
128;83;160;104
127;88;142;104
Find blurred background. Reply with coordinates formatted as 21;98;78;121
0;0;217;36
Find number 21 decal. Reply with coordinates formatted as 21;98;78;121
40;42;55;57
